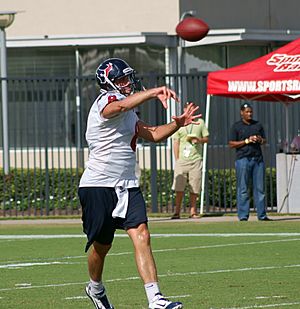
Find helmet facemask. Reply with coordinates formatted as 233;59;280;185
96;58;144;96
114;73;143;96
113;74;134;95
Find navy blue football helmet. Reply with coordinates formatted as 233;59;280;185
95;58;142;94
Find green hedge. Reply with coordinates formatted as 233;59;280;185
207;167;276;207
0;167;276;214
0;168;82;213
140;167;276;208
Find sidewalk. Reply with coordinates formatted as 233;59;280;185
0;215;300;225
158;215;300;223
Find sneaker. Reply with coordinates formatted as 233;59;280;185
149;293;183;309
259;217;272;221
189;214;200;219
85;284;114;309
171;213;180;220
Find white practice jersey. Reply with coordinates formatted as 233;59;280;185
79;91;139;188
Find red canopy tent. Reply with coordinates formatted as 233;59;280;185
207;37;300;102
200;38;300;213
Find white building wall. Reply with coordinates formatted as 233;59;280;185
2;0;179;38
0;147;173;169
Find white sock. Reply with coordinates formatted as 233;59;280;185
89;279;104;295
144;282;160;303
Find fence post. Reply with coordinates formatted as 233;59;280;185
75;49;84;169
148;73;158;212
0;28;10;174
43;80;50;216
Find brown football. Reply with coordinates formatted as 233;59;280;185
176;17;209;42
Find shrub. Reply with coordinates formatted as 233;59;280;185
0;168;82;214
0;167;276;215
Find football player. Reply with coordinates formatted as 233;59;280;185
79;58;200;309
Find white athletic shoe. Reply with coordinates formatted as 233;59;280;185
85;284;114;309
149;293;183;309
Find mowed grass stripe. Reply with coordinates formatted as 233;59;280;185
1;238;300;267
0;263;299;292
1;233;300;240
215;301;300;308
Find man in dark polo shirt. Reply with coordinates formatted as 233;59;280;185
229;103;270;221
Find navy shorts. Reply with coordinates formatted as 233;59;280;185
78;187;148;252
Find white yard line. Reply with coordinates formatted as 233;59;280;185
0;237;300;268
63;294;192;301
0;261;80;269
15;283;32;287
0;264;299;292
254;296;285;299
215;301;300;308
153;238;300;253
151;233;300;237
1;233;300;240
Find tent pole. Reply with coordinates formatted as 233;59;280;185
285;103;289;153
200;94;211;215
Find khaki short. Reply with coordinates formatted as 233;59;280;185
172;159;203;194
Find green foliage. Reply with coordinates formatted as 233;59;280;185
265;167;277;207
0;168;83;214
140;169;174;210
0;167;277;215
207;168;276;208
140;167;276;209
207;168;237;208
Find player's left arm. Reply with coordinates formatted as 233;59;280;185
137;103;201;142
137;120;179;142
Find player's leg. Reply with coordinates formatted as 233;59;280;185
127;224;183;309
86;242;114;309
127;223;157;283
124;188;183;308
88;242;111;282
79;187;116;309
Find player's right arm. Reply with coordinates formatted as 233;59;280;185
102;86;179;119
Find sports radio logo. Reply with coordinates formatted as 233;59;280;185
266;54;300;72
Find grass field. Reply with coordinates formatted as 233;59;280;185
0;218;300;309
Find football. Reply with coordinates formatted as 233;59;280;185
176;17;209;42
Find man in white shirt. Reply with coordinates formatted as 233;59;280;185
78;58;200;309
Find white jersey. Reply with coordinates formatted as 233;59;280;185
79;91;139;188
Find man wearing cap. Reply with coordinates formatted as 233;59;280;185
229;103;270;221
